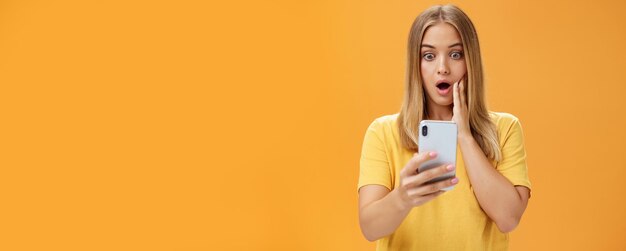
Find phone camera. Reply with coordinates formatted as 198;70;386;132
422;125;428;136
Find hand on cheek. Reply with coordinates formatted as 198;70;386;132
452;77;471;137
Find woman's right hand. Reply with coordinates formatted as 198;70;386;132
396;151;458;209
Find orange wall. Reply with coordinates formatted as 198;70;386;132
1;0;625;250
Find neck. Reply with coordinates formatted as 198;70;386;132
426;100;453;121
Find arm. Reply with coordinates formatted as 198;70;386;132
452;81;530;233
458;133;530;233
358;185;411;242
358;152;457;241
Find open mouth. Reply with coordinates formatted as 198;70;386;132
436;82;451;90
436;82;452;95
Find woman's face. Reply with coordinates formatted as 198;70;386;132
420;22;467;107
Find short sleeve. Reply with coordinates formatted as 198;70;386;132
357;119;392;192
496;118;532;190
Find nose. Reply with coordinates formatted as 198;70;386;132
437;57;450;75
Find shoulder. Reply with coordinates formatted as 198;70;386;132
367;113;399;132
488;111;524;140
489;111;521;128
371;113;399;126
364;113;400;140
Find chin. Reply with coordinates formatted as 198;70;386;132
433;97;453;106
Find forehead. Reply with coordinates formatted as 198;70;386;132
421;22;462;47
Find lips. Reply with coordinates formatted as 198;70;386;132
436;80;452;95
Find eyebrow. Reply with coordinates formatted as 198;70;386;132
421;42;463;48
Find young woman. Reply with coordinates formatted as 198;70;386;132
358;4;531;250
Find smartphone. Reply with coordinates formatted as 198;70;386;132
418;120;458;191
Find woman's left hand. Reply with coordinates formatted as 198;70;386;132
452;77;471;137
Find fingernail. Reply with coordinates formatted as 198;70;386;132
429;152;437;157
446;165;455;171
451;178;459;184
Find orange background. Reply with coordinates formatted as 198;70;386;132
1;0;625;250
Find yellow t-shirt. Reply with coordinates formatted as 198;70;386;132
358;112;531;251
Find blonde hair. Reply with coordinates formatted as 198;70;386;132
397;4;502;162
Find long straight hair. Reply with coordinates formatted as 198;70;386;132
397;4;502;162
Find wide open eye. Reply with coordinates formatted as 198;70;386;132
423;53;435;61
450;51;463;60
